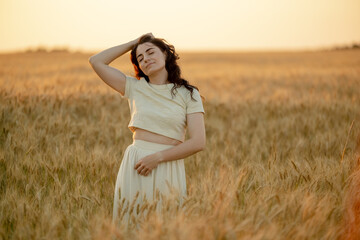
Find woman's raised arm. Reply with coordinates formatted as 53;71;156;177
88;33;153;95
88;38;138;96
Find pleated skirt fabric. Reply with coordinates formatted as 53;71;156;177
112;139;187;226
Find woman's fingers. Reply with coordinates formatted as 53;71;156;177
136;164;150;176
138;166;152;176
144;169;151;176
134;159;153;176
143;32;154;38
136;164;144;173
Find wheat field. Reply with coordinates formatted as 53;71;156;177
1;49;360;239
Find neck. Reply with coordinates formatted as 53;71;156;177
148;68;169;85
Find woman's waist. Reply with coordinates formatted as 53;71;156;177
133;128;182;146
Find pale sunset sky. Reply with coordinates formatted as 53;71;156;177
0;0;359;53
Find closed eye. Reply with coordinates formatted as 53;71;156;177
139;52;153;63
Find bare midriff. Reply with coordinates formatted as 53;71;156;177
132;127;182;146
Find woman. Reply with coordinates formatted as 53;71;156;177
88;33;206;226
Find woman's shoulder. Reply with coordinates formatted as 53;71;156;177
178;85;201;98
176;84;199;93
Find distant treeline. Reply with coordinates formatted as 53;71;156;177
22;42;360;53
24;46;77;53
331;42;360;51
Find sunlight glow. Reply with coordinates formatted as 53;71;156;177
0;0;359;52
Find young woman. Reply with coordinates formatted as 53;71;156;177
88;33;206;226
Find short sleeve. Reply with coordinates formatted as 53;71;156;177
186;89;205;114
121;75;138;99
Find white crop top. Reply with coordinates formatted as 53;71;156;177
120;75;205;142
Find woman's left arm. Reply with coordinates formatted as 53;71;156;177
134;112;206;176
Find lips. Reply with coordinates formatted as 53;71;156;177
146;62;154;69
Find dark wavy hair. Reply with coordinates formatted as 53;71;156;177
130;35;203;102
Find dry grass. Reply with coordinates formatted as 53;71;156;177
1;49;360;239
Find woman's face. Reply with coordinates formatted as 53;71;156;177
136;42;167;76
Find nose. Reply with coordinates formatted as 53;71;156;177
143;55;149;63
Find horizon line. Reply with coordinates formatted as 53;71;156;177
0;41;359;55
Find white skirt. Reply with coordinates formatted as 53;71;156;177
112;139;187;225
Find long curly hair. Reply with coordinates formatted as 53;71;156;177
130;35;203;101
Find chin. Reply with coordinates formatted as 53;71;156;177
147;67;163;76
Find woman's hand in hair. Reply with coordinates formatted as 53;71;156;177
137;32;154;41
132;32;154;46
142;32;154;38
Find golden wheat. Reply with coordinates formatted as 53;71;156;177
0;49;359;239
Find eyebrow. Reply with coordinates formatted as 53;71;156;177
136;48;154;59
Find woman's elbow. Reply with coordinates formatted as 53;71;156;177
195;139;206;152
88;56;97;65
88;57;95;66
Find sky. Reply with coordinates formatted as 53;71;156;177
0;0;359;53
